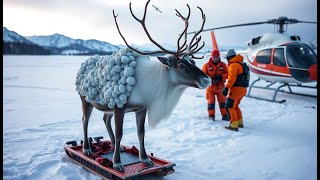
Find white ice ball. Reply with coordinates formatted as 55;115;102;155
104;92;112;99
109;98;116;105
108;103;115;109
119;93;127;102
115;97;120;103
126;84;133;92
106;81;112;88
114;85;120;94
117;103;124;108
100;79;107;86
114;65;121;73
124;67;135;77
110;69;117;76
107;74;112;80
120;76;127;84
119;84;126;93
106;65;113;73
111;81;117;87
129;56;135;61
126;77;136;85
132;51;140;57
112;74;120;81
129;61;136;67
115;56;121;65
92;88;98;94
112;91;118;98
109;58;115;66
121;56;130;64
120;70;124;77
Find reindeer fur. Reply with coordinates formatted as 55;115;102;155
129;55;187;127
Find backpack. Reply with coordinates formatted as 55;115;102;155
234;62;250;87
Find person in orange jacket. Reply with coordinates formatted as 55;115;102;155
202;49;229;121
222;49;250;131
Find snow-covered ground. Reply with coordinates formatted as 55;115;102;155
3;55;317;180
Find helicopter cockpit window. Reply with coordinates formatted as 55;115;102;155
286;43;317;69
273;48;286;66
256;49;271;64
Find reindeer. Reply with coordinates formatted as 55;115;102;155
79;0;211;172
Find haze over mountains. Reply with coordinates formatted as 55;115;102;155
3;27;120;55
3;27;245;55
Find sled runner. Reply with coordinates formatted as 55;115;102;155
64;137;175;180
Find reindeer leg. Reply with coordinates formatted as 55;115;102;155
103;113;125;152
80;96;94;155
113;107;125;172
103;113;115;146
136;109;154;167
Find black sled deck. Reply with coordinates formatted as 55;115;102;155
64;137;175;180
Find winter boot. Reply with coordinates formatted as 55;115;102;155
209;115;215;121
224;121;238;131
222;114;230;121
238;118;244;128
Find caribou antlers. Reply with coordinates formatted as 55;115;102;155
113;0;206;60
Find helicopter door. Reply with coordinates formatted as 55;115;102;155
256;49;272;71
271;48;290;76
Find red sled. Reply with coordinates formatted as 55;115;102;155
64;137;175;179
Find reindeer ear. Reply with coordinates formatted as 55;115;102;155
157;56;174;67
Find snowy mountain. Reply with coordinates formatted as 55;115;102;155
3;26;246;55
26;34;120;55
3;27;51;55
3;27;34;44
3;27;120;55
26;33;75;48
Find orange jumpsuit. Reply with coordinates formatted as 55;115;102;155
202;59;228;117
225;54;247;124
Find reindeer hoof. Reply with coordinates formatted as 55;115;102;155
82;147;92;156
141;157;154;167
113;162;125;172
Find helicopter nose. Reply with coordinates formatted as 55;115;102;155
308;64;317;81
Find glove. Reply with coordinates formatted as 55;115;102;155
211;77;218;84
211;75;222;85
214;74;222;81
222;88;229;96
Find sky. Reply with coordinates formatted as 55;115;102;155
3;55;317;180
3;0;317;49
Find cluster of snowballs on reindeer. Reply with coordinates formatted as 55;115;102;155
75;47;141;109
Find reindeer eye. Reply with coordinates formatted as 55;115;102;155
178;64;187;70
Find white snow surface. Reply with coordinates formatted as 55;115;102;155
3;55;317;180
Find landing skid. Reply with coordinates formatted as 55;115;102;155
245;78;317;103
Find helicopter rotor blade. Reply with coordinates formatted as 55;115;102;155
296;20;317;24
187;21;269;34
187;17;317;35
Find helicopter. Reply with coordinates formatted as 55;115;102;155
188;16;317;103
152;4;162;13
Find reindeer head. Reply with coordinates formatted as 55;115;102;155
113;0;211;89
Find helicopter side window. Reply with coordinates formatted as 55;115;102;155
256;49;271;64
273;48;286;66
